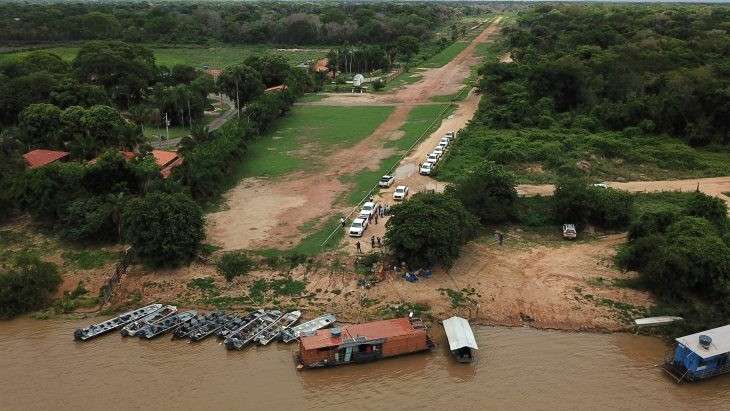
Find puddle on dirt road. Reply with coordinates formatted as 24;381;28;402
1;317;729;410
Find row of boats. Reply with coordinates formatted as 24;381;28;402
73;303;337;349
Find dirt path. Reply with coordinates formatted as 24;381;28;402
207;18;503;251
517;177;730;207
355;233;652;331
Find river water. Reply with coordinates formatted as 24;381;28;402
1;317;729;410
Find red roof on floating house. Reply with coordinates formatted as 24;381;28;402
300;317;423;351
23;149;70;169
264;84;288;93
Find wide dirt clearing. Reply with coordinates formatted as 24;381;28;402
207;18;504;252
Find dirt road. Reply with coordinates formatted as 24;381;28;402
207;18;503;251
517;177;730;207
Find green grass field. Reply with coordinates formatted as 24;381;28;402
0;44;329;68
341;103;452;205
421;41;469;68
233;105;394;179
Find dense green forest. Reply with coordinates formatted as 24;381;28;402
0;1;475;45
432;5;730;336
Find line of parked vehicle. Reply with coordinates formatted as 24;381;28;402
348;130;455;238
419;131;454;175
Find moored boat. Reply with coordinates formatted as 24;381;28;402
140;311;197;339
121;305;177;337
74;303;163;341
217;310;264;339
442;316;478;363
189;313;237;342
257;310;301;345
281;313;336;343
225;310;283;350
172;312;223;340
297;316;433;369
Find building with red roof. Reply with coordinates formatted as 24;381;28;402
23;149;70;169
298;317;431;368
88;149;182;179
264;84;288;93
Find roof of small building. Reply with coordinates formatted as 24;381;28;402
676;324;730;359
264;84;288;93
442;316;478;351
300;317;423;351
151;150;179;168
23;149;70;169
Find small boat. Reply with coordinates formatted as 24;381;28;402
189;313;237;342
634;316;684;327
442;316;478;363
225;310;283;350
257;310;302;345
172;312;223;340
140;311;197;339
74;304;163;341
121;305;177;337
217;311;264;339
281;313;335;343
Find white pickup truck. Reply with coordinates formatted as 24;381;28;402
349;218;369;237
420;162;433;175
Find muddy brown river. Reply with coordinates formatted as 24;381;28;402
1;317;729;410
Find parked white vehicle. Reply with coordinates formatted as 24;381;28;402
360;201;379;219
426;153;439;164
349;218;369;237
445;131;455;138
593;182;608;189
440;137;450;147
393;185;409;201
378;175;395;188
419;162;433;175
562;224;577;239
433;146;444;156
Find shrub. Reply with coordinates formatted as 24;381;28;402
122;192;205;267
446;161;518;224
553;178;632;229
372;79;385;91
217;252;256;282
385;192;478;269
0;254;61;318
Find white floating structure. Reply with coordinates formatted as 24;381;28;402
442;316;478;363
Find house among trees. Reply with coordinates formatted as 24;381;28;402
23;149;70;169
88;149;182;179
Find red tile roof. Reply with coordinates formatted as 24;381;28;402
300;317;422;351
23;149;70;169
151;150;179;168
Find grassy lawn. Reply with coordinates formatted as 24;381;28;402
233;105;394;179
143;126;191;141
421;41;469;68
0;44;329;68
341;103;452;205
380;70;423;92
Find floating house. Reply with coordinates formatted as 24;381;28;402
442;316;478;363
297;317;432;369
663;324;730;382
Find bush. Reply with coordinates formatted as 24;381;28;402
446;161;518;224
122;192;205;267
372;79;385;91
385;192;478;269
0;254;61;318
553;178;632;229
217;252;256;282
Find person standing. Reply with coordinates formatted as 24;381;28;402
356;241;361;253
340;217;346;227
376;237;382;247
371;236;375;248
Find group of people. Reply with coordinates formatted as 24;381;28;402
354;235;384;253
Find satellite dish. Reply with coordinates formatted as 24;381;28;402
353;74;365;87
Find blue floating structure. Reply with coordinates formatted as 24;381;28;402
663;324;730;383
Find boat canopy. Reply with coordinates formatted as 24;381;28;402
442;316;478;351
676;324;730;359
634;316;683;326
